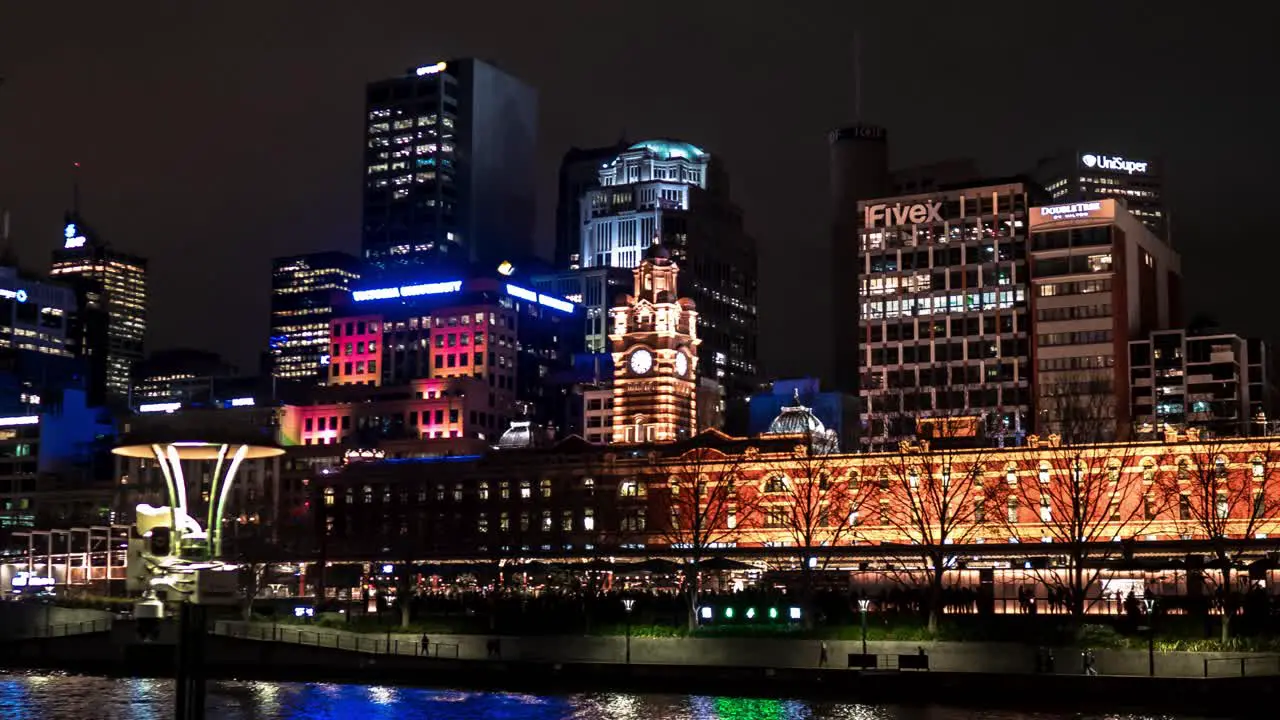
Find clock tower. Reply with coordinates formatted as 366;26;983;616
609;243;700;443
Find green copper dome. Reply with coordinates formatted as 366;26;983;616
628;140;707;160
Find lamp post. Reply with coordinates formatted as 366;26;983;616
858;598;871;659
622;597;636;665
1144;596;1156;677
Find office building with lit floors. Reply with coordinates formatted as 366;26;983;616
49;215;147;404
1032;148;1167;239
1028;199;1181;440
556;139;631;268
329;270;583;435
362;58;538;268
270;251;360;383
1128;329;1276;437
857;179;1038;450
578;139;757;399
532;266;632;354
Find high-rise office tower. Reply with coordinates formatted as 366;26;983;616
857;179;1037;450
269;251;360;384
1027;199;1180;440
829;123;889;395
555;139;631;269
50;215;147;403
362;58;538;269
578;139;757;399
1032;148;1167;239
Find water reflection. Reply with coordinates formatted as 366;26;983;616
0;672;1203;720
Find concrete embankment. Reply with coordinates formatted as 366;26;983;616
0;630;1276;716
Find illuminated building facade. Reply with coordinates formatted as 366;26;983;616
333;272;583;434
0;388;114;530
362;58;538;267
579;140;757;399
858;180;1037;449
532;266;632;354
1028;199;1181;439
610;245;700;443
0;266;76;359
1033;148;1167;239
556;139;631;268
270;251;360;384
49;216;147;403
313;430;1280;563
130;348;246;406
1129;329;1276;437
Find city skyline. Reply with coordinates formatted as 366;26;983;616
0;2;1275;381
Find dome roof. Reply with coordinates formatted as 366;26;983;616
628;139;707;161
766;390;828;437
498;420;534;450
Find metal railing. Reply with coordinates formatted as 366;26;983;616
0;618;113;641
211;621;460;659
1202;655;1280;677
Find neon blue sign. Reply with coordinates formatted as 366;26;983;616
505;284;576;314
352;280;462;302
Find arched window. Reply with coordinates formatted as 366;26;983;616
1177;458;1190;481
1140;459;1156;483
1006;464;1018;486
1251;456;1266;479
1037;463;1050;485
765;475;788;493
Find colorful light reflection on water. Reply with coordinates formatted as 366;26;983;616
0;672;1197;720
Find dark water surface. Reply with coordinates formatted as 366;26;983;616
0;671;1202;719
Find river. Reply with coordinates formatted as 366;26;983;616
0;672;1199;719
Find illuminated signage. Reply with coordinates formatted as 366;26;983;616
228;397;255;407
63;223;87;249
0;289;28;303
138;402;182;414
12;573;54;588
506;284;537;303
538;293;574;313
504;284;577;314
415;62;447;76
0;416;39;427
865;201;943;229
1029;200;1117;230
1081;153;1149;174
352;280;462;302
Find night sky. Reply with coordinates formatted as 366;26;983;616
1;3;1276;380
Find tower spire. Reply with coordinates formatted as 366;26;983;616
853;30;863;122
72;162;81;215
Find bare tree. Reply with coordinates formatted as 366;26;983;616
877;415;1004;634
1000;434;1166;624
651;444;759;631
761;431;870;628
1152;436;1280;642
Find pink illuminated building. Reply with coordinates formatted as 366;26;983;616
329;315;383;386
279;377;495;447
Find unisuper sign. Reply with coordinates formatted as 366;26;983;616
1081;153;1149;175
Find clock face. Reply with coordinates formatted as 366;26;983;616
628;348;653;375
674;352;689;377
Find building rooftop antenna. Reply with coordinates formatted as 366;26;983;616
72;161;81;215
853;30;863;122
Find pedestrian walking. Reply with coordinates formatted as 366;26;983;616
819;641;829;668
420;633;430;656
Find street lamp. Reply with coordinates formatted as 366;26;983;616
858;598;871;660
1143;596;1156;677
622;597;636;665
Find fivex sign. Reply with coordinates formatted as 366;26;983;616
864;202;943;229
